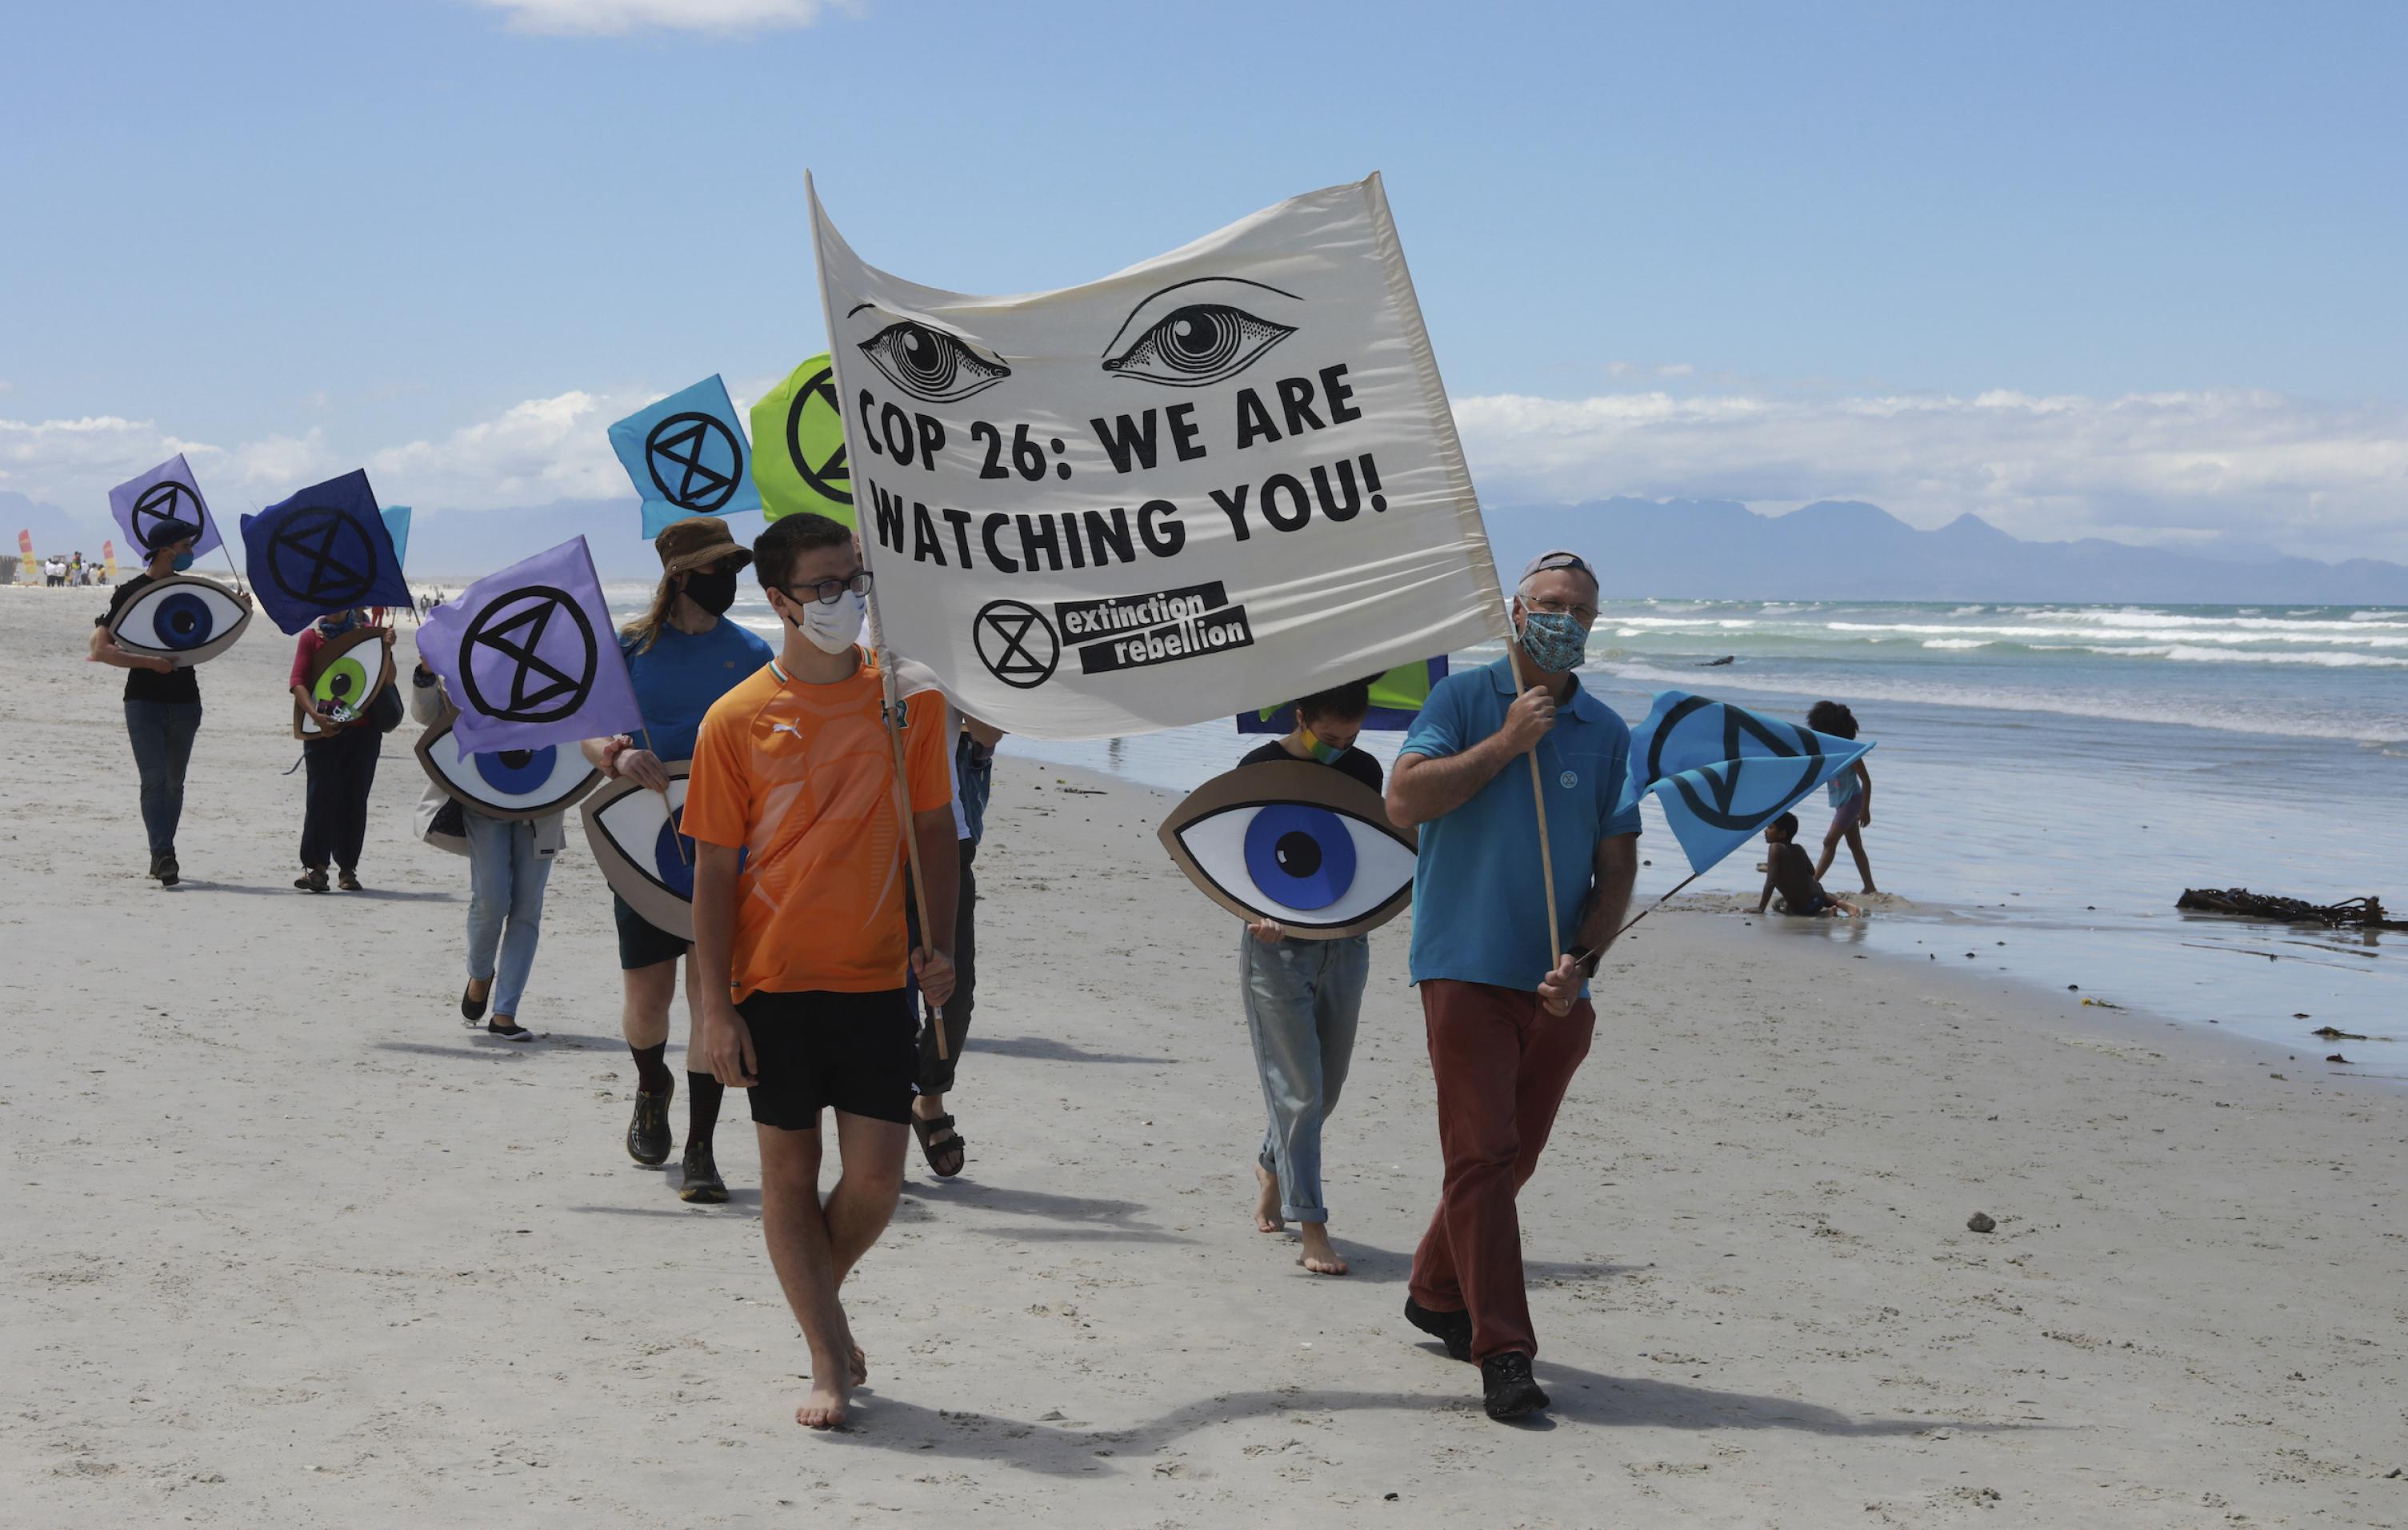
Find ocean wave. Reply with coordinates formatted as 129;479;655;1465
1590;660;2408;745
1921;638;1992;649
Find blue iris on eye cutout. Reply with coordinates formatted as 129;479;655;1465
654;807;698;897
1242;803;1358;912
154;590;216;649
651;806;741;897
474;746;558;794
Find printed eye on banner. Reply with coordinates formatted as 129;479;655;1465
852;310;1011;403
459;585;598;726
1100;278;1302;388
415;709;599;821
644;412;744;513
1157;759;1418;938
106;574;251;665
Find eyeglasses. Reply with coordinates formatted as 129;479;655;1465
776;570;874;605
1524;597;1598;625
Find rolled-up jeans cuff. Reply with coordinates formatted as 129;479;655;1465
1282;1204;1328;1224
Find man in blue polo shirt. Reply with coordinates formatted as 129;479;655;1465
1384;549;1640;1422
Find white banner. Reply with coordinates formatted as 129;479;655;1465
809;173;1509;740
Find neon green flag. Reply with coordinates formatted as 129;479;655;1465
750;354;853;528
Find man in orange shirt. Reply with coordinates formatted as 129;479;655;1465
685;512;958;1432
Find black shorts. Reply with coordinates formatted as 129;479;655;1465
614;892;690;971
737;989;917;1130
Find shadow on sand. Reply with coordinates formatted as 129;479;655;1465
970;1035;1178;1066
818;1356;2023;1467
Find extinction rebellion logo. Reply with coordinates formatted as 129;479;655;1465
971;581;1254;689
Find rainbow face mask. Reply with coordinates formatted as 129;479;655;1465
1298;725;1349;765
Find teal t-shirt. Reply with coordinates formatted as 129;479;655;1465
1399;657;1642;997
622;618;774;763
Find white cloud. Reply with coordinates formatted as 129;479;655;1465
366;389;649;508
10;378;2407;565
1455;386;2408;564
473;0;845;35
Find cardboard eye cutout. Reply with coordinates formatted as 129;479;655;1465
106;573;252;666
580;761;698;943
1157;759;1418;938
291;625;394;740
415;706;600;821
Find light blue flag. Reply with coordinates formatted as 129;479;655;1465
606;375;763;539
1620;691;1874;877
382;505;412;570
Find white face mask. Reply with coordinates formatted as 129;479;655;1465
794;590;865;655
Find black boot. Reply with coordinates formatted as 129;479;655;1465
1403;1297;1474;1363
1481;1352;1550;1421
626;1089;673;1165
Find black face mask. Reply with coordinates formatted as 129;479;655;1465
682;568;739;616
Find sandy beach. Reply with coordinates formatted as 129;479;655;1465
3;582;2404;1528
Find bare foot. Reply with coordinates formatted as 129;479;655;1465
1297;1224;1350;1276
795;1375;850;1430
1254;1164;1284;1233
850;1343;867;1386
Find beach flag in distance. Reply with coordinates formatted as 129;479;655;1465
102;541;118;583
240;469;411;634
1238;655;1448;734
108;453;225;560
18;529;37;584
382;505;413;571
1618;691;1874;877
608;375;763;539
750;353;853;529
418;536;645;755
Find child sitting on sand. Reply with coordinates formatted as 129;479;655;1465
1808;700;1876;893
1756;813;1859;917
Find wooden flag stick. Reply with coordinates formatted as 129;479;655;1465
638;724;688;868
1504;633;1564;966
873;653;948;1062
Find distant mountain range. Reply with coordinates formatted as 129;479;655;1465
1486;497;2408;605
10;487;2406;604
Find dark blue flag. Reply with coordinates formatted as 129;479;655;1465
240;469;411;634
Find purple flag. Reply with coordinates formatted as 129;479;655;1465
108;453;224;560
419;536;645;754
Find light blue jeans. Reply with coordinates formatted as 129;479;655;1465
1241;931;1370;1224
464;810;553;1020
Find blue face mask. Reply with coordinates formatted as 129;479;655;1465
1519;609;1590;673
171;552;194;572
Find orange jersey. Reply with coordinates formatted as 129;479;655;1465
682;649;952;1001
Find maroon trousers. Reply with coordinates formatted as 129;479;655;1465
1407;978;1595;1363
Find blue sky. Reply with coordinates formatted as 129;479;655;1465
6;0;2405;560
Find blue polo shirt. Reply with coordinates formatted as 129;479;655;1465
1400;656;1642;997
622;618;774;763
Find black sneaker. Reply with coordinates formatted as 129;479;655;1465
1403;1297;1474;1363
157;854;179;887
626;1089;673;1165
147;853;164;881
679;1143;729;1204
1481;1352;1550;1421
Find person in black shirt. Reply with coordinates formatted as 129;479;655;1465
1238;677;1383;1277
87;520;248;887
